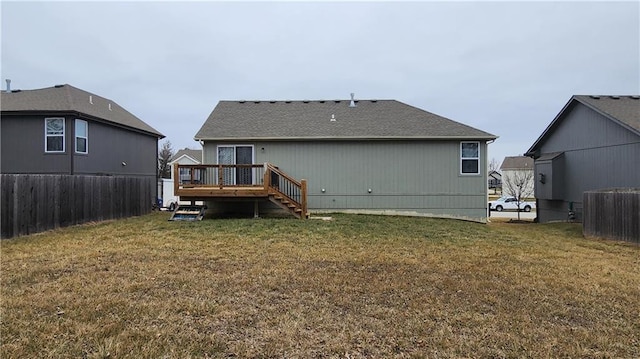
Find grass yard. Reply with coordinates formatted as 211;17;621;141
1;213;639;358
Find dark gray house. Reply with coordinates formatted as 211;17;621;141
181;98;497;222
1;84;163;178
1;84;164;238
525;95;640;222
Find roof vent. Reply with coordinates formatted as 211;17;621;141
108;103;112;111
285;100;291;103
254;101;260;104
319;100;325;103
589;95;600;99
239;100;246;103
54;84;64;88
89;95;93;104
303;100;310;103
269;100;276;103
5;79;10;92
334;100;341;103
610;96;620;100
371;100;377;103
330;114;336;122
630;96;640;100
349;93;357;108
11;89;21;93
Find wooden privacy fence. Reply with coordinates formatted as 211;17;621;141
583;188;640;244
1;174;155;239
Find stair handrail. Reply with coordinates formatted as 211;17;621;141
264;163;308;217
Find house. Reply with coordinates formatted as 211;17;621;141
1;83;164;178
488;170;502;193
500;156;534;198
158;148;203;210
181;97;497;221
525;95;640;223
1;83;164;236
171;148;203;183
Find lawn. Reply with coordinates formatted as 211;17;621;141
1;213;638;358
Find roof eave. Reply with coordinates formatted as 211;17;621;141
1;109;164;139
194;135;498;142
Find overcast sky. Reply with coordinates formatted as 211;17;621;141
2;1;639;165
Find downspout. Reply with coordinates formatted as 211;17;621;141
485;139;496;220
69;116;74;175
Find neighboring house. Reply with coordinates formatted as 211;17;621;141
488;170;502;193
170;148;203;183
158;148;203;210
185;98;497;221
1;84;164;178
1;83;164;237
500;156;534;197
525;95;640;223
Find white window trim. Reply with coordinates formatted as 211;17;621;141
460;141;480;175
44;117;65;153
75;119;88;154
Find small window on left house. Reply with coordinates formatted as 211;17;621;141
45;118;65;153
75;119;88;154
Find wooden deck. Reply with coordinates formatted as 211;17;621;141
173;163;308;218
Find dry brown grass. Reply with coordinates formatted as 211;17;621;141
1;212;638;358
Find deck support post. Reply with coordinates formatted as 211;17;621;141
301;179;308;219
254;200;260;218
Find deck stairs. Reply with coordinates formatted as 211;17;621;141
268;191;307;219
168;205;206;221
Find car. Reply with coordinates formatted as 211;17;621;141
488;196;535;212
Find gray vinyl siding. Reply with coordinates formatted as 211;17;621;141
1;115;72;174
204;140;489;221
534;103;640;222
1;114;157;178
73;120;157;177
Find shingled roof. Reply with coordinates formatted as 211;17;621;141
574;95;640;133
526;95;640;156
171;148;202;163
195;100;496;141
1;84;163;137
500;156;533;170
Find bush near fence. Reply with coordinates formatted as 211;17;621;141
1;174;155;239
583;188;640;244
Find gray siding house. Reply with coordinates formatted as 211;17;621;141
1;84;164;196
191;98;497;222
525;95;640;222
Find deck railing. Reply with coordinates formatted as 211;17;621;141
174;164;266;188
265;163;308;216
174;163;307;217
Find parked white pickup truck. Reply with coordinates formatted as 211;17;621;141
489;196;535;212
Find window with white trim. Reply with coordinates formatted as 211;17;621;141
75;119;88;154
45;118;65;153
460;142;480;174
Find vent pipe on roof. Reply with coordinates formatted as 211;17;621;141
349;93;356;108
5;79;11;92
89;95;93;105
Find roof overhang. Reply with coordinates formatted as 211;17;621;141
1;110;165;139
194;135;499;142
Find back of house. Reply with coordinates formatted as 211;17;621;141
191;98;497;221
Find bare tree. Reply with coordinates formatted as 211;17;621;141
503;169;535;220
488;157;501;194
488;157;500;173
158;140;174;179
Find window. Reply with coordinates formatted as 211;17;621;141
75;119;88;154
460;142;480;174
45;118;65;153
